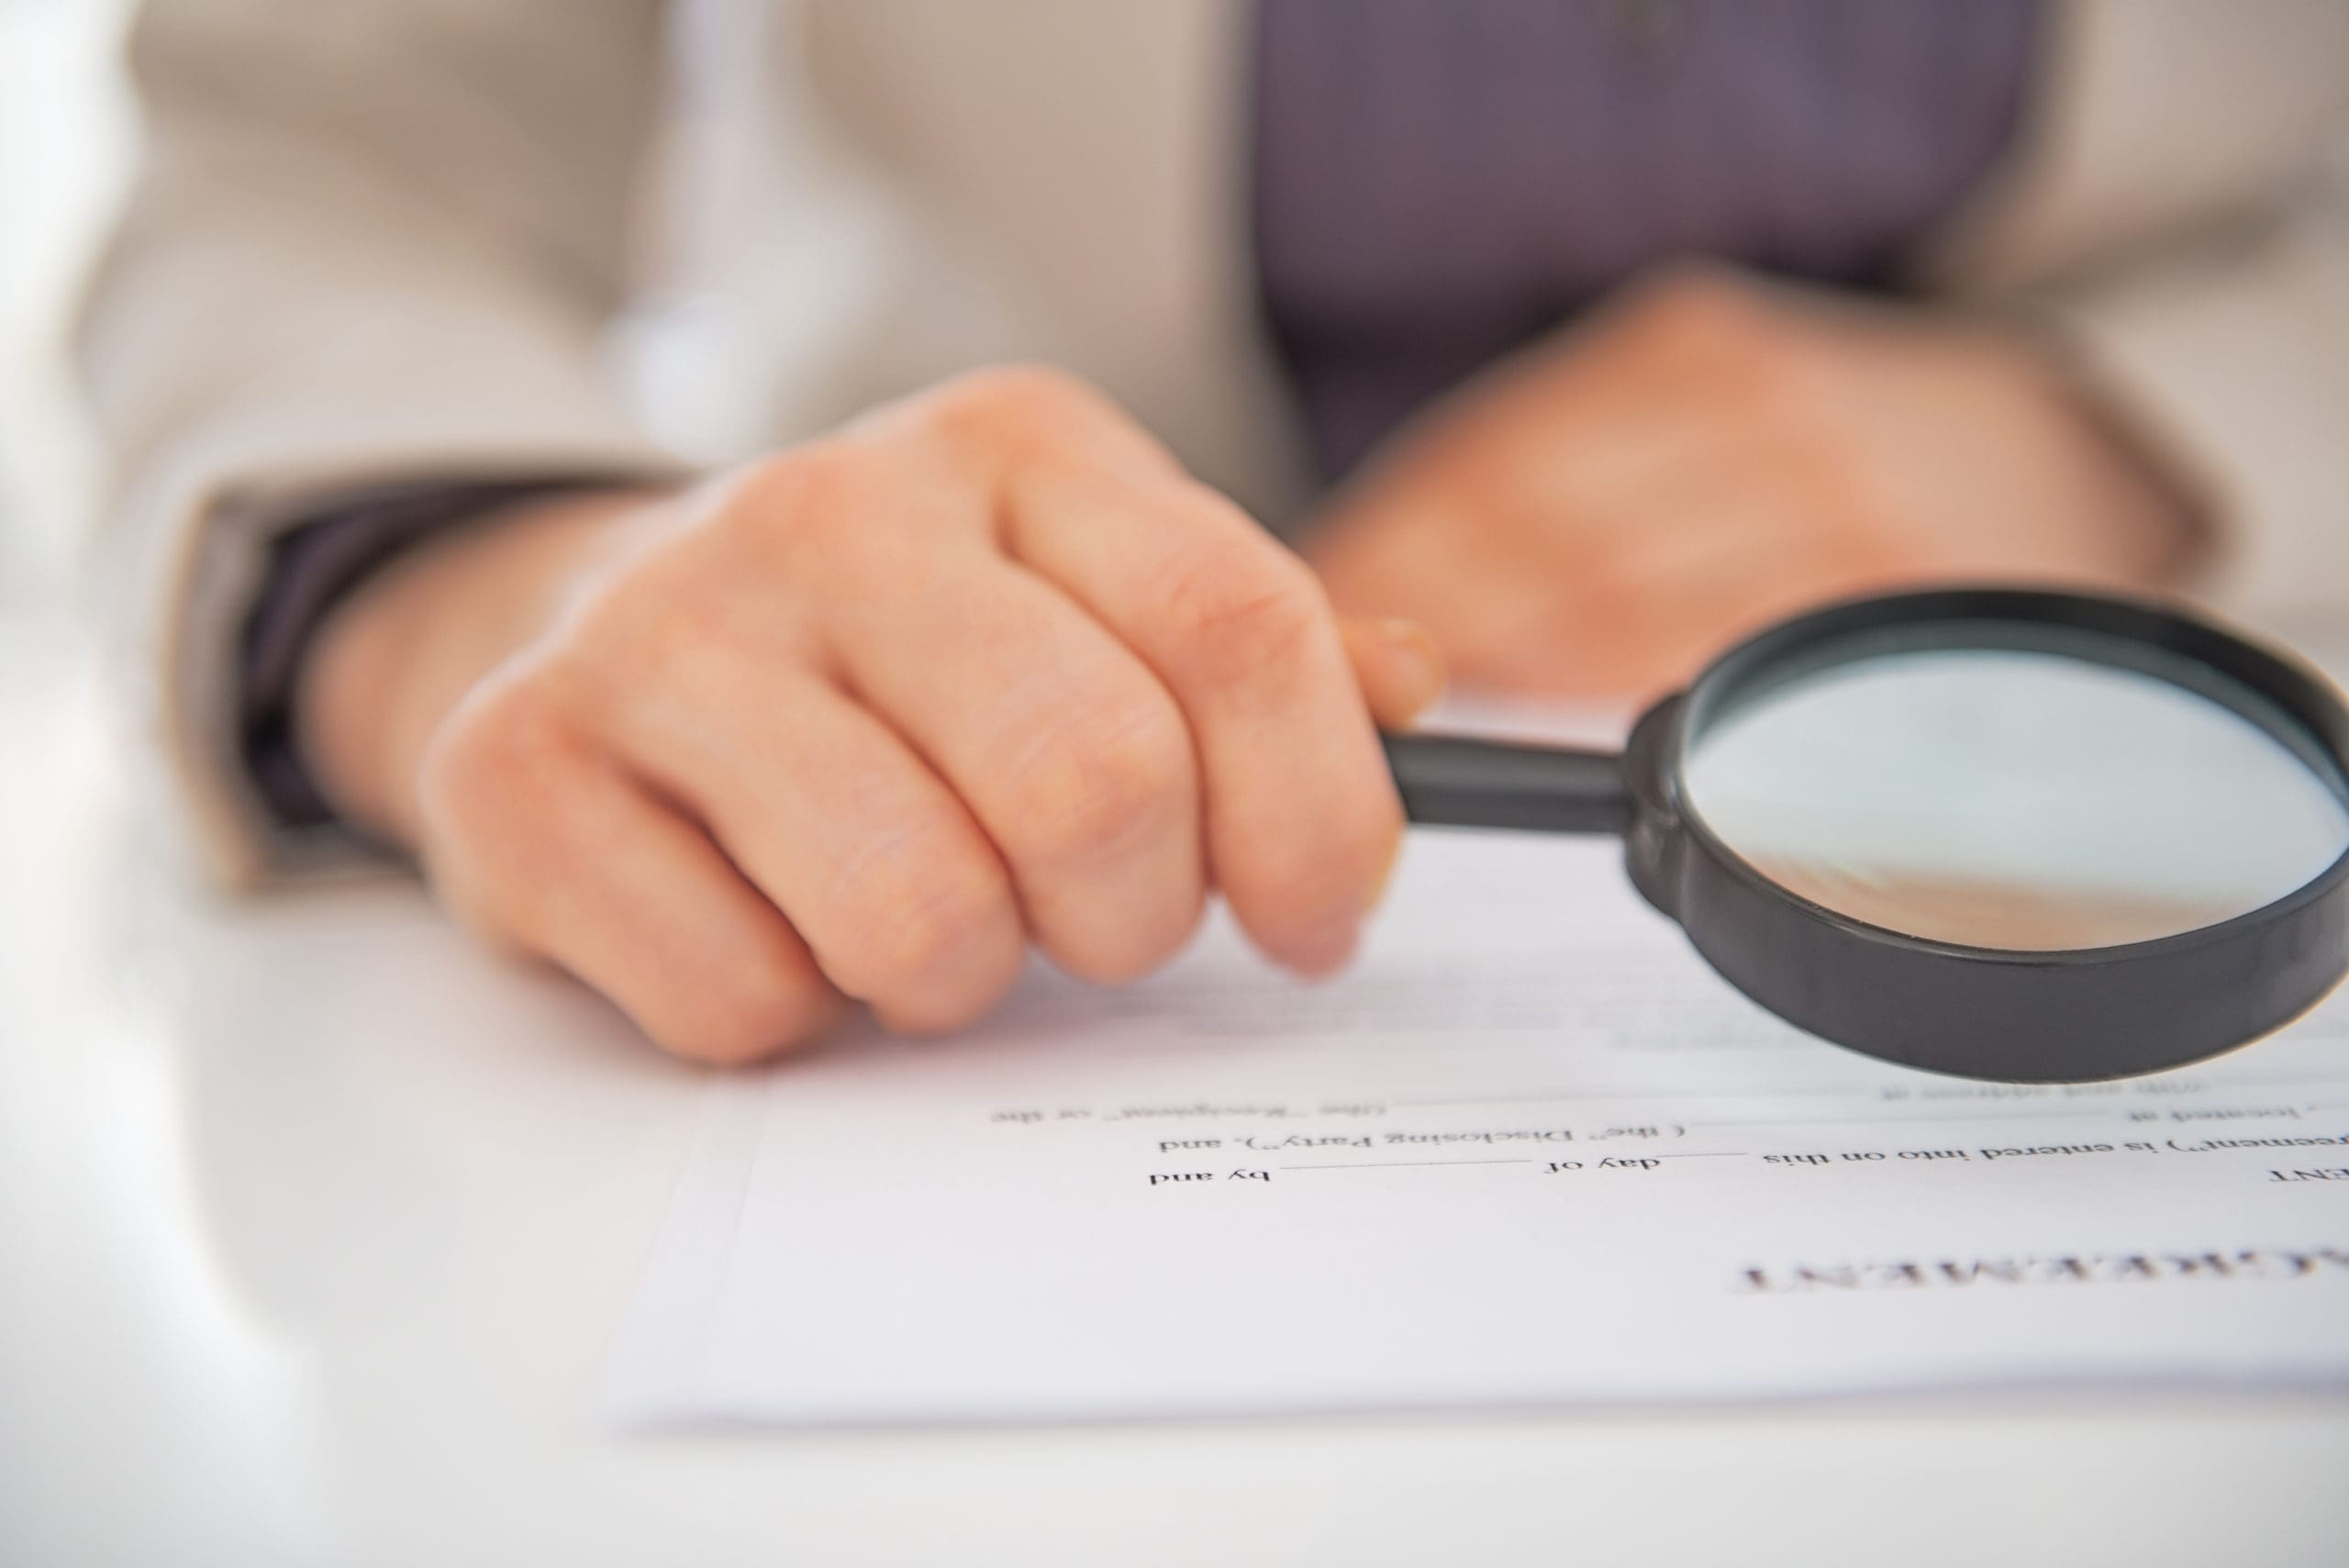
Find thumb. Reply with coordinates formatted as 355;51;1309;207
1340;617;1448;731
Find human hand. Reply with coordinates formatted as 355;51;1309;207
1307;267;2203;699
301;368;1443;1064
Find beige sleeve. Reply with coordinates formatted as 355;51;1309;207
2039;166;2349;637
75;0;690;886
1922;1;2349;639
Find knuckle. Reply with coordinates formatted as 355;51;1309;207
417;740;582;943
1158;540;1330;692
726;441;888;554
541;572;772;749
699;440;902;574
931;361;1103;434
1629;264;1771;347
416;673;572;850
564;571;716;693
915;362;1163;475
1004;693;1194;869
826;827;1013;998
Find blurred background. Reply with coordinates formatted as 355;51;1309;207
0;0;130;617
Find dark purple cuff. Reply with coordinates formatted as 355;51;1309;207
238;481;596;831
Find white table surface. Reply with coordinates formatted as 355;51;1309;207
5;612;2346;1568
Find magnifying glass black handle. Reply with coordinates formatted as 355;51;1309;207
1379;733;1631;836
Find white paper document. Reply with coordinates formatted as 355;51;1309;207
611;830;2349;1428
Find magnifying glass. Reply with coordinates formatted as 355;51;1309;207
1381;588;2349;1084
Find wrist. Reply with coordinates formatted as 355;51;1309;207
298;484;672;845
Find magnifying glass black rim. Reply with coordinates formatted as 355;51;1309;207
1632;585;2349;1084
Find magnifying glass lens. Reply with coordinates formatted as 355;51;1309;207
1681;644;2349;951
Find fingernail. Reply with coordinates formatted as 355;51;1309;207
1376;618;1448;726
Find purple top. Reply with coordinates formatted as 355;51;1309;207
241;0;2042;831
1253;0;2042;479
